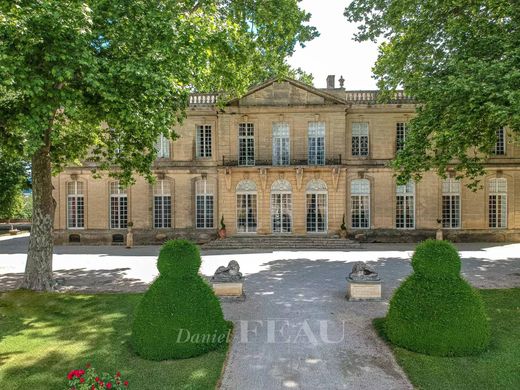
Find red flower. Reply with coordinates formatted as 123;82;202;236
80;377;85;383
91;386;96;390
116;372;121;377
67;371;74;380
95;377;100;382
124;381;129;386
106;383;112;389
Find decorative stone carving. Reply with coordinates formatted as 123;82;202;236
212;260;243;282
295;167;304;190
224;168;232;190
332;167;340;191
236;180;257;192
348;261;380;281
259;168;268;191
346;262;381;301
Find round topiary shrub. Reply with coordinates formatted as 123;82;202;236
131;240;230;360
385;239;490;356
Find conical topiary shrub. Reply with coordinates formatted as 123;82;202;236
385;239;490;356
131;239;230;360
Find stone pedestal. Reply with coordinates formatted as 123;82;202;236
212;282;243;297
436;229;443;241
346;278;381;301
126;232;134;248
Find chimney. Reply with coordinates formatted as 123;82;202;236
326;75;335;89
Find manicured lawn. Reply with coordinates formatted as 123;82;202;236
375;288;520;390
0;290;229;389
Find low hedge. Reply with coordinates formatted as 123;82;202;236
385;240;490;356
131;240;229;360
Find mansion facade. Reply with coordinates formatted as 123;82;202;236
53;77;520;244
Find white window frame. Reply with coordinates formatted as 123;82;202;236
271;179;292;233
306;179;328;233
308;122;325;165
238;123;255;166
67;181;84;229
351;179;370;229
153;180;172;228
442;178;461;229
196;125;212;158
272;122;290;166
396;181;415;229
110;182;128;229
155;133;170;159
396;122;408;152
195;179;214;229
488;178;507;229
236;180;257;233
352;122;369;157
493;128;506;155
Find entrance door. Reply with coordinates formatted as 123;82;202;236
306;193;327;233
237;193;257;233
271;193;292;233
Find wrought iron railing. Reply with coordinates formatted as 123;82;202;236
221;155;342;167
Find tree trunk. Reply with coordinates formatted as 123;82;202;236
21;146;55;291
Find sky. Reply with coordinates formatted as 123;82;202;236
287;0;379;90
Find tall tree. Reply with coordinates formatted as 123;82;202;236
345;0;520;187
0;0;317;290
0;151;28;228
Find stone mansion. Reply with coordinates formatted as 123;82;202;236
53;77;520;244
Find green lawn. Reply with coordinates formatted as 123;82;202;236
375;288;520;390
0;290;229;389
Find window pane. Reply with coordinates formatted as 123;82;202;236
273;123;290;165
196;125;212;158
239;123;255;166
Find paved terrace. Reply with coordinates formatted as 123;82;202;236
0;234;519;389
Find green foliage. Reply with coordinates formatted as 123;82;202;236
0;150;28;220
345;0;520;187
220;215;226;230
131;240;229;360
385;240;490;356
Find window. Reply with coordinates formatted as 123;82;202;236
271;180;292;233
272;122;290;165
308;122;325;165
236;180;257;233
238;123;255;166
442;178;461;229
67;181;84;229
195;179;214;228
352;122;369;157
154;180;172;228
396;122;408;152
351;179;370;229
155;133;170;159
196;125;212;158
493;128;506;155
489;178;507;228
396;181;415;229
110;182;128;229
306;179;327;233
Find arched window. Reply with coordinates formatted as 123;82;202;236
351;179;370;229
67;181;84;229
489;178;507;228
110;181;127;229
236;180;257;233
306;179;327;232
271;179;292;233
442;178;460;228
396;181;415;229
195;179;214;229
153;180;172;228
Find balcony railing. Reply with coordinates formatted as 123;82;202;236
221;155;342;167
345;90;415;104
189;93;219;106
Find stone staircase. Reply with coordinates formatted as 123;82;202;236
201;235;360;251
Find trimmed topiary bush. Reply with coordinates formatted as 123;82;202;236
385;239;490;356
131;240;230;360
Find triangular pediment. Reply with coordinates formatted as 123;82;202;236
227;78;346;107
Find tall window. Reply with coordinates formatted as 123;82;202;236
351;179;370;229
110;182;128;229
236;180;257;233
272;122;290;165
271;179;292;233
154;180;172;228
396;181;415;229
195;179;214;228
489;178;507;228
442;178;461;229
67;181;84;229
238;123;255;166
493;128;506;155
396;122;408;152
196;125;212;158
308;122;325;165
155;133;170;158
352;122;369;157
306;179;327;233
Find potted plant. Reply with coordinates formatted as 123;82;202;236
218;216;226;239
339;214;347;238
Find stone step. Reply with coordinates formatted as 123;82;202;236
201;236;360;250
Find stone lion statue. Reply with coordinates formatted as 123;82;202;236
212;260;243;282
348;261;380;281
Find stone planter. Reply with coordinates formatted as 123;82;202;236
212;281;243;297
346;278;381;301
436;229;443;241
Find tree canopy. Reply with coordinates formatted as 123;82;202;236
0;150;28;221
345;0;520;187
